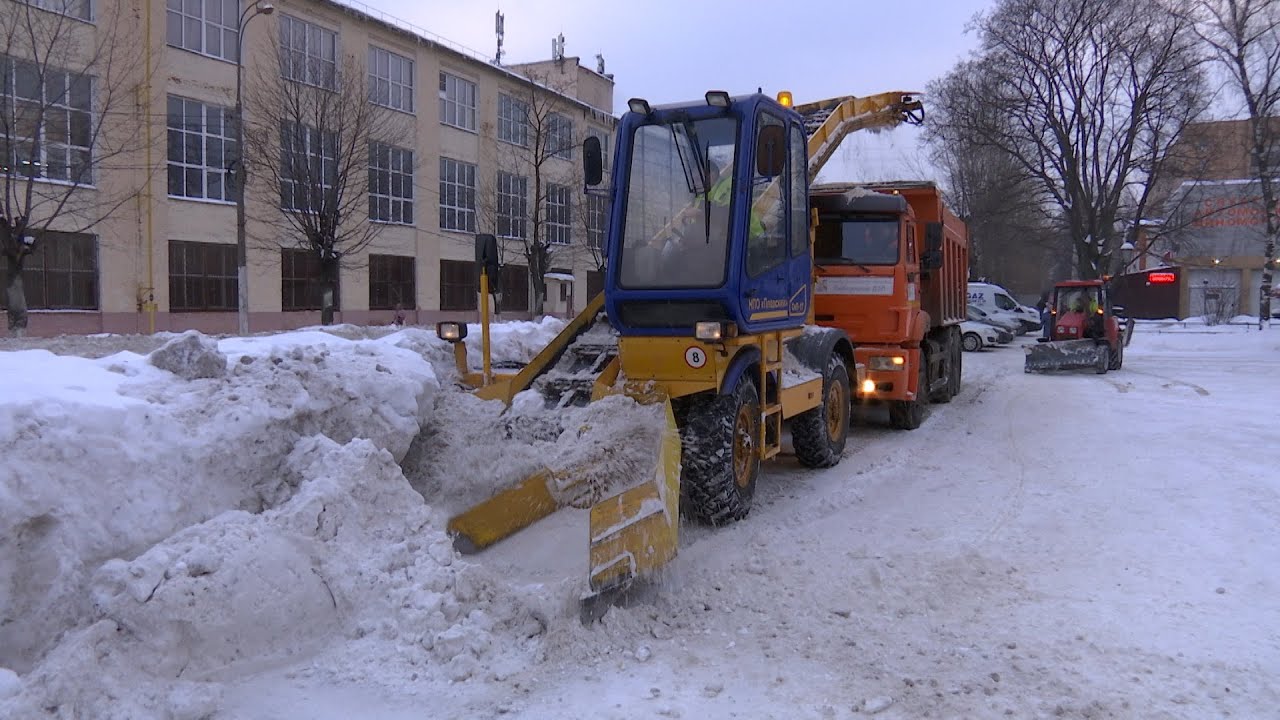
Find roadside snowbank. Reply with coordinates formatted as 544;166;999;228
0;317;658;719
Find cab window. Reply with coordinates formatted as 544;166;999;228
788;124;808;257
995;293;1017;310
747;112;787;277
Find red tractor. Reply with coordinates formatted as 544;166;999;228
1025;280;1126;373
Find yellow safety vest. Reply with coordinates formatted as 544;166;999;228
699;174;765;238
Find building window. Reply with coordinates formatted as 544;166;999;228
166;0;238;61
586;194;607;251
498;93;528;147
499;263;528;312
367;46;413;113
281;248;339;311
25;0;92;21
279;14;337;90
438;72;476;132
168;240;236;311
549;113;573;160
439;259;475;311
280;122;336;212
368;142;413;224
546;183;570;245
0;56;93;183
438;157;476;232
0;231;97;310
496;171;527;240
369;254;415;310
166;95;236;202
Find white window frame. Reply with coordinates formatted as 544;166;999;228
498;93;529;148
438;157;476;233
279;121;336;212
167;95;236;202
279;14;337;90
368;46;414;113
368;141;413;225
586;194;608;251
549;113;573;160
438;72;476;132
496;171;527;240
166;0;238;61
546;183;570;245
25;0;93;21
1;56;94;184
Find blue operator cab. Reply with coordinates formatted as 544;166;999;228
584;92;813;338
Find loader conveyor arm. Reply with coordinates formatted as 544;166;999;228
795;92;924;181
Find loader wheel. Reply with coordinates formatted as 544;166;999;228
680;376;760;526
1094;345;1110;374
889;356;928;430
962;332;982;352
792;354;850;468
1108;340;1124;370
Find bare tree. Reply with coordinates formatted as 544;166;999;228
242;38;409;325
0;0;149;336
934;0;1208;280
1195;0;1280;327
485;70;584;316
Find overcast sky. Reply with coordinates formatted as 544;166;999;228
372;0;996;182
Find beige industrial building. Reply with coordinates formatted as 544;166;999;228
0;0;616;336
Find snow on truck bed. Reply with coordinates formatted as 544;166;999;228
2;320;1279;719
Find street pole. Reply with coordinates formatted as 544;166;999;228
235;2;274;336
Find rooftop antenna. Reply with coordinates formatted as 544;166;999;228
596;53;605;74
494;10;505;65
552;32;565;62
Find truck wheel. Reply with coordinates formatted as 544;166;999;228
680;375;760;525
1094;345;1110;374
889;356;928;430
792;354;850;468
1108;339;1123;370
962;332;982;352
932;333;958;404
950;338;963;396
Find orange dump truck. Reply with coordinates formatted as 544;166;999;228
810;181;969;429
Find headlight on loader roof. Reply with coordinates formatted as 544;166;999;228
869;356;906;371
436;321;467;342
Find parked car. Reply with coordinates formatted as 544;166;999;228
960;320;1007;351
967;305;1021;335
968;282;1042;332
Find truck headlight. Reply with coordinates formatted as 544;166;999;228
436;321;467;342
861;379;876;394
694;321;737;341
869;356;906;371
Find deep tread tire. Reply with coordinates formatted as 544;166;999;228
1109;339;1124;370
889;356;929;430
792;354;851;468
680;376;760;526
932;332;959;404
962;332;982;352
1095;345;1110;374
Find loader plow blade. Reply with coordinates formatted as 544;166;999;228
446;469;563;554
1024;339;1105;373
582;396;682;622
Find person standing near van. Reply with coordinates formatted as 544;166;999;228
1036;291;1052;338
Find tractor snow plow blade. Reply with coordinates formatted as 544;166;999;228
581;396;682;623
446;468;566;554
1024;339;1105;373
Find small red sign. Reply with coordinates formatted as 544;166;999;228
1148;271;1177;284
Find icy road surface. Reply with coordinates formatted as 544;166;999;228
2;321;1277;719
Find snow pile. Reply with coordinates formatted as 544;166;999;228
404;392;667;515
147;330;226;379
464;315;567;368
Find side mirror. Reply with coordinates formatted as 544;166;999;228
755;124;785;177
475;233;500;290
921;222;943;271
583;136;603;187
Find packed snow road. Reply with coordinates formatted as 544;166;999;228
2;322;1276;719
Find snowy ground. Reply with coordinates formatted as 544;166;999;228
2;319;1277;719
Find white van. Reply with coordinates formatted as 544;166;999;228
968;282;1041;332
